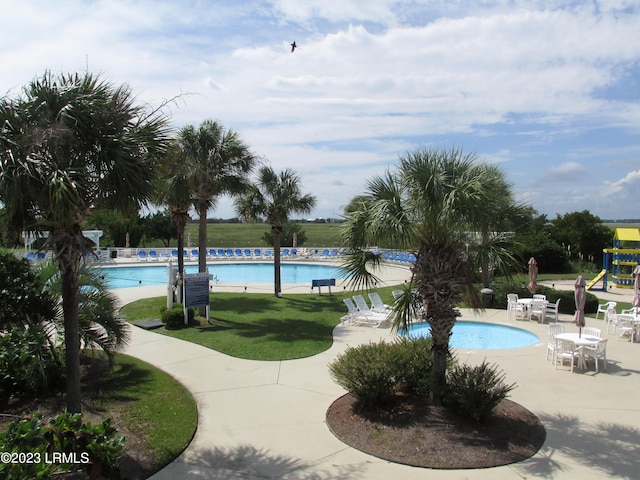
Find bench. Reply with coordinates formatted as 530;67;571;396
311;278;336;295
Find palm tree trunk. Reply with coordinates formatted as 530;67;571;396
56;232;83;414
198;201;207;274
273;226;282;296
198;202;208;316
481;231;490;288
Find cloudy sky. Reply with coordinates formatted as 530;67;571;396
2;0;640;220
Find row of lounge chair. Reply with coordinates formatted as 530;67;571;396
134;247;349;261
341;292;393;328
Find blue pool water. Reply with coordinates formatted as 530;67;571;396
98;263;341;289
401;321;539;350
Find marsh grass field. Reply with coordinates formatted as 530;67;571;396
177;222;344;249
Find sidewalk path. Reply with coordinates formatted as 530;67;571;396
116;284;640;479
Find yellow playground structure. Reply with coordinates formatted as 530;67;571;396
589;227;640;291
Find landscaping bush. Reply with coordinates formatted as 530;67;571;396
328;337;437;408
160;305;194;329
489;282;598;314
0;327;63;407
329;341;401;408
444;360;516;422
390;336;433;397
0;412;125;480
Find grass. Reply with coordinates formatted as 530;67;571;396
95;352;197;471
120;291;359;360
178;222;343;249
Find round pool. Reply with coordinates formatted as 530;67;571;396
401;321;540;350
97;263;341;289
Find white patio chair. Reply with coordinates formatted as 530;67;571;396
343;296;387;327
582;327;602;338
596;301;616;320
607;308;619;334
583;338;607;373
530;299;547;323
533;294;547;301
617;316;635;342
507;294;527;321
545;298;561;323
555;338;579;373
546;323;565;361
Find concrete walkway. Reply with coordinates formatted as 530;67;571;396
114;280;640;480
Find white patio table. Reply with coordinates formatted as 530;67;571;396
556;332;602;370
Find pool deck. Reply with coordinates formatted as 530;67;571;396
113;271;640;480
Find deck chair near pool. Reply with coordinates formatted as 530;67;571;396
341;298;387;327
368;292;392;313
353;294;390;325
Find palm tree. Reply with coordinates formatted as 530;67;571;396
0;71;169;412
340;147;515;405
178;120;256;275
154;141;192;279
236;166;316;296
36;260;130;361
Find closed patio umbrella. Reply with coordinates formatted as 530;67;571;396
574;275;586;337
527;257;538;294
633;265;640;308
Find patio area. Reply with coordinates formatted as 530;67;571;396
115;281;640;479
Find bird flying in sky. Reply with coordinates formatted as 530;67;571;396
290;41;297;53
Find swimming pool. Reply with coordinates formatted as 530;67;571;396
97;263;341;289
401;321;540;350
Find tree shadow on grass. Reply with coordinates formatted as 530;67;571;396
517;412;640;479
84;355;154;406
155;444;362;480
197;316;335;343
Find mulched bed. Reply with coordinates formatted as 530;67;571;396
326;393;546;469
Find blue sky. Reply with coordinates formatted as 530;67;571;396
2;0;640;220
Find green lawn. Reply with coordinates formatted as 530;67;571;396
94;352;197;475
120;291;362;360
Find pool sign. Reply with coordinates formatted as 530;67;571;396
183;272;210;324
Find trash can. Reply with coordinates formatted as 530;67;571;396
481;288;494;308
110;249;117;259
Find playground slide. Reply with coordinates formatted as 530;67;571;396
586;269;607;291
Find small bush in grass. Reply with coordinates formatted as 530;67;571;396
444;360;516;422
160;305;194;329
329;341;400;409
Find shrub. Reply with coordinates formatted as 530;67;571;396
0;412;125;480
444;360;516;422
0;327;63;406
329;337;436;408
328;341;401;408
390;336;433;397
160;305;194;329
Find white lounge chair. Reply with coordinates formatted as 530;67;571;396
583;338;607;373
341;298;387;327
368;292;392;313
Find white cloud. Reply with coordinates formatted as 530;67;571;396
2;1;640;219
